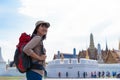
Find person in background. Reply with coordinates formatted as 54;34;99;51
98;71;101;78
66;72;68;78
58;72;61;78
23;20;50;80
102;71;105;78
91;72;93;78
78;71;80;78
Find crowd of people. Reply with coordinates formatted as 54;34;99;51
58;71;117;78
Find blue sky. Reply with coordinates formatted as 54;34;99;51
0;0;120;62
0;0;32;39
0;0;34;62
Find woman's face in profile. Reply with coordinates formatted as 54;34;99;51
37;23;48;36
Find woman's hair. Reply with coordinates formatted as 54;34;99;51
31;24;46;40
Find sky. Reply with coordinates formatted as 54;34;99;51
0;0;120;62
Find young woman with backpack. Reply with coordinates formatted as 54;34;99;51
23;20;50;80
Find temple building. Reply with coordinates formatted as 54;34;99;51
97;43;104;63
54;33;120;64
102;49;120;63
78;33;97;60
53;48;77;60
0;47;6;75
78;50;86;58
101;40;120;63
88;33;97;60
0;47;5;63
0;47;25;76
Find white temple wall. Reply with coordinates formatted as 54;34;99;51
0;62;6;75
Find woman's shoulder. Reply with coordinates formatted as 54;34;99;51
34;35;41;38
32;35;42;41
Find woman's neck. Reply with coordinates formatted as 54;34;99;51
37;33;43;37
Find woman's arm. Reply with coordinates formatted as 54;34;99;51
30;52;46;61
23;36;46;61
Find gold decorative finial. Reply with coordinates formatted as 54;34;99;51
61;53;64;61
86;49;89;59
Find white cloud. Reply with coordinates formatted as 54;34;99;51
16;0;120;61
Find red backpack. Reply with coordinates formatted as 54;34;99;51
14;32;32;73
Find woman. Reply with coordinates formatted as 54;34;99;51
23;20;50;80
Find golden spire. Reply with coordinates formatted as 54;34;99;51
61;53;64;62
89;33;95;48
86;49;89;59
